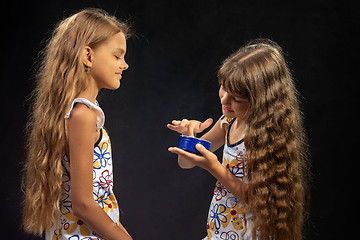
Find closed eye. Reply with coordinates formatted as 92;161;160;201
233;97;249;103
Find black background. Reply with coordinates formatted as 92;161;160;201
1;0;358;239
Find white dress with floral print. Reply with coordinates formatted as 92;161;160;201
204;116;256;240
46;98;120;240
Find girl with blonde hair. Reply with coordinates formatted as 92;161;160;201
23;8;132;240
168;39;309;240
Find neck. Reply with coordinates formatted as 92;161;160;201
78;76;99;104
232;118;247;136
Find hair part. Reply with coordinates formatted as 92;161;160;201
218;39;310;240
22;8;129;235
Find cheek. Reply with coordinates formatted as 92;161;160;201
92;58;114;76
90;65;114;87
234;104;249;116
91;64;106;80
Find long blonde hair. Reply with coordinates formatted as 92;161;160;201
22;8;129;235
218;39;309;240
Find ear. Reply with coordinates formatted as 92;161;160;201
82;46;94;68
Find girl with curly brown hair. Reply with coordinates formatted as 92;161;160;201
168;39;309;240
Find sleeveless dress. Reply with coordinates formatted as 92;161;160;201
46;98;120;240
204;116;256;240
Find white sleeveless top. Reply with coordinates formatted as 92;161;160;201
46;98;120;240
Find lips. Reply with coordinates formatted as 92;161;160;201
222;105;234;113
115;73;122;79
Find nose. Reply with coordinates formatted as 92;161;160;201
220;91;231;105
121;59;129;71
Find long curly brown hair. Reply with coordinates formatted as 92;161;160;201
22;8;129;236
218;39;310;240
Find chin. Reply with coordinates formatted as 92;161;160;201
222;111;235;118
109;82;121;90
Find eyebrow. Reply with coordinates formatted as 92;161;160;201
115;48;126;54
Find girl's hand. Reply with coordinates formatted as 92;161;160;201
168;143;220;172
167;118;213;137
169;143;249;203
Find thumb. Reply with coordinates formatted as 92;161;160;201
195;143;211;157
198;118;213;132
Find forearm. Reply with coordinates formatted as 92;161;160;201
74;201;132;240
208;161;249;203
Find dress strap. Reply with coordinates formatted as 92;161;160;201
65;98;105;131
220;115;235;129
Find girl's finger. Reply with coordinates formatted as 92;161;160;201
198;118;213;132
168;147;200;161
167;124;177;131
195;143;212;157
180;119;189;128
171;120;181;125
188;127;195;137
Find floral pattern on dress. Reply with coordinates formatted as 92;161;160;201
64;212;91;237
93;140;111;169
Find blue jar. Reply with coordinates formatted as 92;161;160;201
177;135;211;155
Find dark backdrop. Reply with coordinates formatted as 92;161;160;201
1;0;357;239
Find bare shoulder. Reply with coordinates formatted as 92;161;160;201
67;103;97;130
